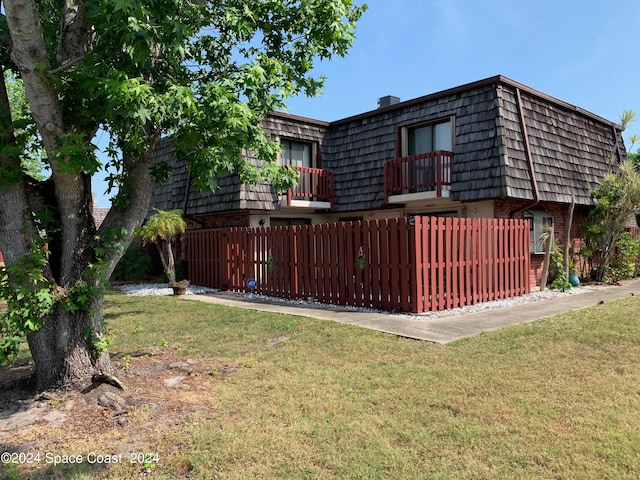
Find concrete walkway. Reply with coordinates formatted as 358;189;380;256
184;278;640;344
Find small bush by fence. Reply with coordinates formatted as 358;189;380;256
185;217;530;313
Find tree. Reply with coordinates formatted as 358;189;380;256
3;71;47;179
620;111;640;169
582;160;640;282
140;209;186;286
0;0;365;391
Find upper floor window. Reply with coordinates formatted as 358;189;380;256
281;139;313;168
403;118;453;156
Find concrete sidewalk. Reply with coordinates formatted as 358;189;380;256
184;278;640;344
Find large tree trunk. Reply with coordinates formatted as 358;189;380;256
27;306;113;391
2;0;156;392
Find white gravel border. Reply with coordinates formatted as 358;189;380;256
115;283;218;296
115;282;604;321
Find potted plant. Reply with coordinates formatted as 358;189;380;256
170;279;190;296
139;209;188;295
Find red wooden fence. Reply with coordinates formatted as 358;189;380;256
184;217;530;313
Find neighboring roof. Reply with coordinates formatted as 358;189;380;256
93;207;110;228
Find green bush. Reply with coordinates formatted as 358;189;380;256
606;232;640;283
111;244;152;283
549;242;572;291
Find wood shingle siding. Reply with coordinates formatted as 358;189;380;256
497;83;622;206
149;113;329;219
150;138;246;215
148;75;626;218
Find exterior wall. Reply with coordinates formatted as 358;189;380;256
464;200;494;219
493;198;589;287
250;212;334;227
186;211;251;229
330;199;494;223
324;83;502;212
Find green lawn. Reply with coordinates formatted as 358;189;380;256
5;292;640;479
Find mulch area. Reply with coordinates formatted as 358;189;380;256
0;348;243;476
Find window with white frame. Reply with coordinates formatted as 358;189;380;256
525;211;554;254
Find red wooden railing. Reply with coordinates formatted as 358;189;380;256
384;150;453;202
287;166;334;207
184;217;530;313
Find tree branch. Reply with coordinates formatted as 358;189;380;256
57;0;89;65
99;131;162;278
49;55;84;74
5;0;91;284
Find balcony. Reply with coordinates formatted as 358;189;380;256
286;166;334;209
384;150;453;203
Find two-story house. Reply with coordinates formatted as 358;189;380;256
149;75;627;286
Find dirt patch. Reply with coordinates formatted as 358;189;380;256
0;349;245;476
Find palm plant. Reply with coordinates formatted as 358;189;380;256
139;209;187;285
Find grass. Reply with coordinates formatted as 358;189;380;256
4;292;640;479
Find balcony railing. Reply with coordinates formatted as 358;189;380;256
287;166;334;207
384;150;453;202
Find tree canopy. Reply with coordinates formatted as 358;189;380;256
581;159;640;282
0;0;365;391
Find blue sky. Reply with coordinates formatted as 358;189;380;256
93;0;640;206
285;0;639;123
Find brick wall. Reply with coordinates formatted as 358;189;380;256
493;198;589;287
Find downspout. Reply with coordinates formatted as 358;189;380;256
182;171;192;214
180;171;206;227
510;87;541;218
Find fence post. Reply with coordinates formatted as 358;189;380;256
412;216;424;313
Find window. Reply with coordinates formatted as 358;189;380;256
404;119;453;156
395;118;454;195
525;211;554;254
281;139;312;168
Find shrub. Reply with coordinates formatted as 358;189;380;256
605;232;640;283
549;242;572;291
111;244;152;283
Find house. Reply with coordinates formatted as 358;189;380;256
149;75;627;286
